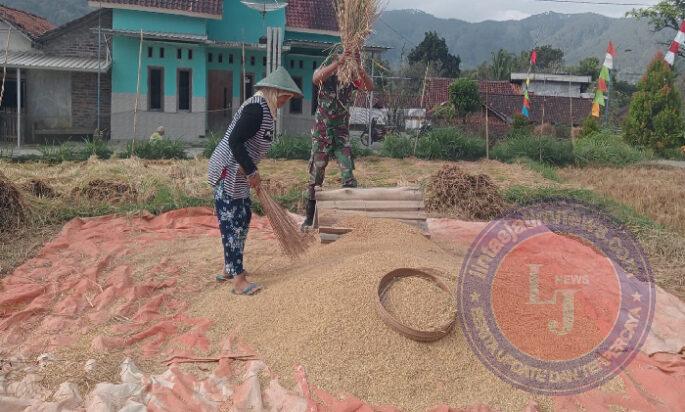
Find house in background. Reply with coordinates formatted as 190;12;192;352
510;73;593;98
88;0;386;141
0;5;111;146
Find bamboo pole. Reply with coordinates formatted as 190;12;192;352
414;63;430;156
132;29;144;148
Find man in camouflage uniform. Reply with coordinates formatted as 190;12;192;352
302;51;374;228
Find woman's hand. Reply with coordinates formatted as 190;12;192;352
248;171;262;190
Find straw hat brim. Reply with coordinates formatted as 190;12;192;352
255;67;304;98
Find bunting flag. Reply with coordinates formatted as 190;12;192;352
592;42;616;118
522;48;536;118
665;21;685;66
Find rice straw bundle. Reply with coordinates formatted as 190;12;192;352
256;187;314;258
336;0;380;85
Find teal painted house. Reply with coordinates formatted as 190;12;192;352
88;0;380;140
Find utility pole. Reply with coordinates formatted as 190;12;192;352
368;52;375;147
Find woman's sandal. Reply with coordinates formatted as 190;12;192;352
216;274;232;282
232;283;263;296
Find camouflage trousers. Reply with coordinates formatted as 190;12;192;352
306;132;357;200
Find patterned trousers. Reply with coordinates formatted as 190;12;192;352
306;133;357;200
214;184;252;278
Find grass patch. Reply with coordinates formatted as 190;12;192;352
268;136;311;160
118;140;187;160
503;185;657;231
203;132;222;159
574;131;646;167
492;134;574;166
416;128;486;161
514;158;561;182
381;134;413;159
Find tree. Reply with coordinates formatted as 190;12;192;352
535;45;565;72
408;31;461;77
491;49;515;81
449;78;481;124
630;1;685;57
624;53;685;152
573;57;601;80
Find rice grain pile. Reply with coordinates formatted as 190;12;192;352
383;276;456;332
255;187;314;258
0;171;27;231
335;0;379;85
192;217;544;411
425;164;506;220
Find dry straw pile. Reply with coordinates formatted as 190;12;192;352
425;164;506;220
335;0;380;85
0;171;27;232
255;187;314;258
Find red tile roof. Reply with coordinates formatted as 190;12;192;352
0;5;55;41
286;0;339;32
88;0;223;17
423;78;523;110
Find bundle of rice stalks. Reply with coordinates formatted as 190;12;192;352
0;172;27;231
425;164;506;220
23;179;58;198
255;187;314;258
73;179;138;203
335;0;380;85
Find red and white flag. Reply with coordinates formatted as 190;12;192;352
665;21;685;66
604;41;616;70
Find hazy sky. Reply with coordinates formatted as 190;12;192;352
383;0;660;22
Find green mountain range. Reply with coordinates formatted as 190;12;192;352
372;10;672;81
3;1;672;80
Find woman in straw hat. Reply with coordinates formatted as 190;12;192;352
208;67;303;296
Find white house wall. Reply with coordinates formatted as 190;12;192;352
0;21;33;51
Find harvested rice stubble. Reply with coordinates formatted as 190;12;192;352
191;217;549;411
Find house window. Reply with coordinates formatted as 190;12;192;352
177;48;182;59
178;69;192;111
159;47;165;58
290;60;294;69
312;84;319;115
313;61;317;70
218;53;223;63
148;67;164;111
250;56;255;66
229;54;234;64
208;53;213;63
147;47;153;58
290;76;303;114
188;49;193;60
299;60;303;69
263;56;267;66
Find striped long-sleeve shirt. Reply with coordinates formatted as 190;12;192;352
208;95;274;199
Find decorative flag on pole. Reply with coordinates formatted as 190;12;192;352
592;42;616;118
522;49;536;118
665;21;685;66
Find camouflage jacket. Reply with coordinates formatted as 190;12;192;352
313;55;359;134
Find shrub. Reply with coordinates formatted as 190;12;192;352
203;132;222;159
624;53;685;152
351;138;374;158
83;137;113;160
416;128;486;161
118;139;187;160
267;136;311;160
381;133;414;159
492;133;574;166
658;146;685;161
579;116;600;138
574;131;646;166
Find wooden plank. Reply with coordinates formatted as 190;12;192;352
320;233;340;244
316;187;423;202
332;210;428;221
318;227;353;235
317;200;425;211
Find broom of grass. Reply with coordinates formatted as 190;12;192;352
255;187;314;258
336;0;380;85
